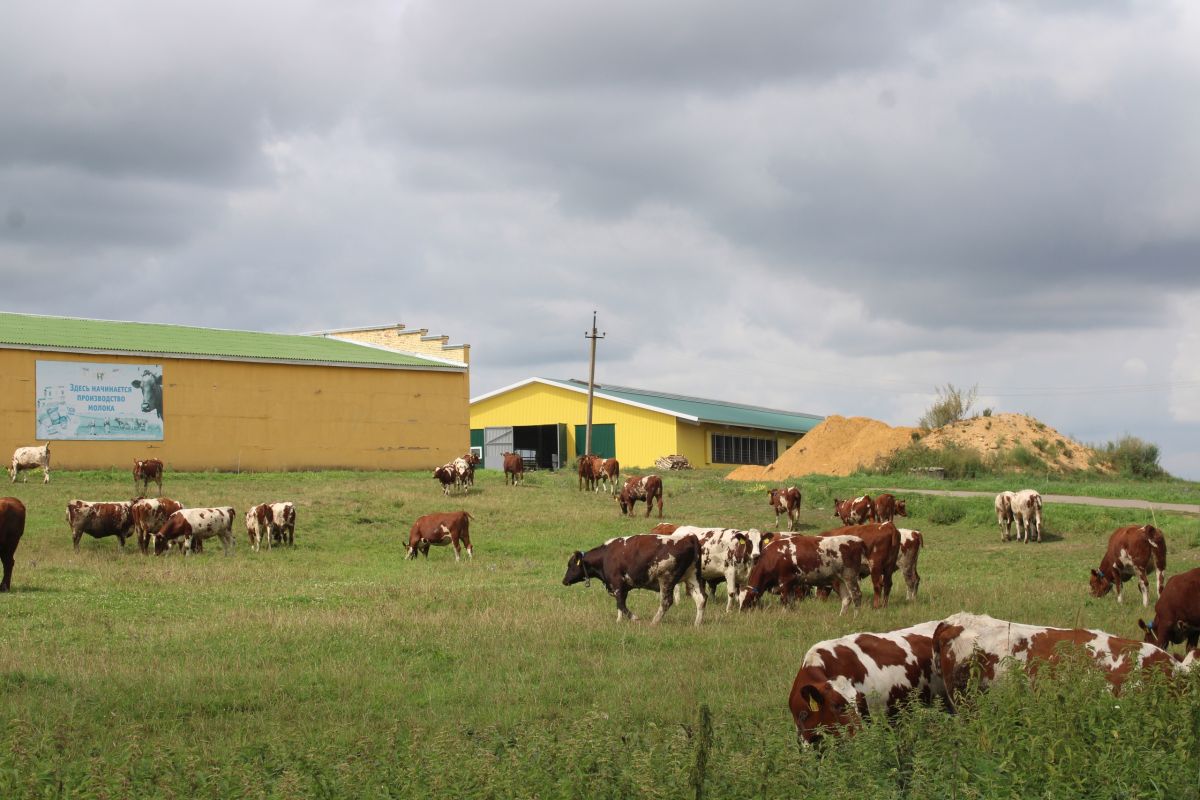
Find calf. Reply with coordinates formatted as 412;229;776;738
577;454;601;491
407;511;474;561
740;535;864;615
562;533;706;625
933;612;1180;705
66;500;134;550
1090;524;1166;606
768;487;802;531
1011;489;1043;543
132;459;164;496
789;621;943;745
10;443;50;484
822;523;901;609
666;526;776;611
995;491;1016;541
833;496;874;526
246;502;297;551
131;497;184;554
595;458;621;496
156;507;236;555
617;475;664;518
873;493;906;524
502;452;524;485
0;497;26;592
897;528;924;601
1139;567;1200;653
433;464;458;496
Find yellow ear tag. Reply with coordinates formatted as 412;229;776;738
808;696;820;713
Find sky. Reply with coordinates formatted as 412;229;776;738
2;1;1199;478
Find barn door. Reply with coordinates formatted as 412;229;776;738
484;427;514;470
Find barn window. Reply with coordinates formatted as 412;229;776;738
711;434;777;465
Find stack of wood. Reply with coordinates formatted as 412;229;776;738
655;454;692;470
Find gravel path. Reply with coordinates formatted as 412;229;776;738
873;488;1199;515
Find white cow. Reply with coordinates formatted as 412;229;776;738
667;526;777;611
245;502;297;551
1011;489;1043;543
10;443;50;484
994;491;1015;541
157;507;236;555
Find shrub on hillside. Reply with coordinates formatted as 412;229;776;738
1099;436;1166;478
918;383;978;430
872;442;987;480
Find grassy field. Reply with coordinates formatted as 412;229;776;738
2;467;1200;798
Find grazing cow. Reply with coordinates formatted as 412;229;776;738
873;493;907;524
1090;525;1166;606
562;533;706;625
156;507;236;555
10;443;50;484
789;621;943;745
595;458;621;495
617;474;664;518
933;612;1180;704
433;464;458;496
66;500;134;550
995;491;1016;541
1011;489;1043;543
246;502;297;551
577;454;602;491
666;526;777;611
502;452;524;486
815;523;901;609
131;497;184;554
1139;568;1200;653
407;511;474;561
833;496;874;526
0;497;26;592
132;459;164;496
897;528;924;600
131;370;163;418
768;487;802;531
453;454;480;489
740;535;864;615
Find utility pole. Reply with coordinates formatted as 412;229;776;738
584;311;605;456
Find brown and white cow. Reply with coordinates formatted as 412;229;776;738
433;464;459;496
156;507;236;555
1139;568;1200;653
595;458;621;496
768;487;802;531
454;454;481;489
872;493;907;524
833;496;874;526
740;535;864;614
10;443;50;484
897;528;924;601
562;533;706;625
132;459;164;496
617;474;664;518
1;497;26;592
664;526;777;611
933;612;1181;705
246;502;297;551
407;511;474;561
789;621;944;745
994;491;1016;541
502;452;524;486
815;523;901;609
1011;489;1043;543
577;454;602;491
66;500;135;550
1090;524;1166;606
131;497;184;554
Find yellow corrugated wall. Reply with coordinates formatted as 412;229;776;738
0;349;469;471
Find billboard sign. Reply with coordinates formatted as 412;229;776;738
36;361;164;440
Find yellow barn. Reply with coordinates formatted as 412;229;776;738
470;378;823;470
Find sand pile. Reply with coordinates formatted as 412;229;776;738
727;415;919;480
921;413;1098;472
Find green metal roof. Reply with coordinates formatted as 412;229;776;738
551;378;823;433
0;312;463;370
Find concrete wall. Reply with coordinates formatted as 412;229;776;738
0;348;469;471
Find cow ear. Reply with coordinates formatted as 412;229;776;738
800;685;823;713
734;533;748;545
761;532;775;544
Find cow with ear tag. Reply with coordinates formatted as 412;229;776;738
562;533;706;625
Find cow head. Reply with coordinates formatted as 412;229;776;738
1089;568;1114;598
562;551;591;586
729;532;752;563
131;371;163;418
789;673;859;746
894;499;907;517
831;499;845;519
615;492;631;516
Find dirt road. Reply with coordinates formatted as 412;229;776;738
873;488;1199;516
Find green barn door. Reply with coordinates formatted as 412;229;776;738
574;423;615;459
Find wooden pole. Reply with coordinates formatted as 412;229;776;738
584;311;605;456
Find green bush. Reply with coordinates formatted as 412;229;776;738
1100;436;1166;478
918;383;978;430
872;442;987;480
926;498;967;525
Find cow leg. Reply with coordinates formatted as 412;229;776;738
42;465;49;484
685;571;707;626
905;563;920;601
222;533;233;556
1136;569;1149;607
0;557;12;592
655;496;663;519
614;589;636;622
1114;575;1124;604
72;530;83;552
118;533;127;549
881;570;893;607
843;569;863;613
1157;569;1164;598
651;582;675;624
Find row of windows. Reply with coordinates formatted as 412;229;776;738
711;434;778;465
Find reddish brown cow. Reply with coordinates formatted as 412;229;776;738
1139;568;1200;653
873;493;907;523
131;497;184;554
66;500;135;550
577;454;602;491
1;497;26;592
768;486;802;531
502;452;524;485
595;458;621;495
1090;524;1166;606
132;459;164;496
432;464;458;496
740;534;864;614
407;511;474;562
562;533;706;625
617;475;664;518
833;496;875;526
821;523;901;609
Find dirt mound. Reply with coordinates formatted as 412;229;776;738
921;413;1097;472
727;415;919;480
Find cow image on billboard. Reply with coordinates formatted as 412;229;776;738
36;361;164;441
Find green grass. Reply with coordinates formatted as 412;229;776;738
2;467;1200;798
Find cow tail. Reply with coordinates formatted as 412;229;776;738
1150;528;1166;574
